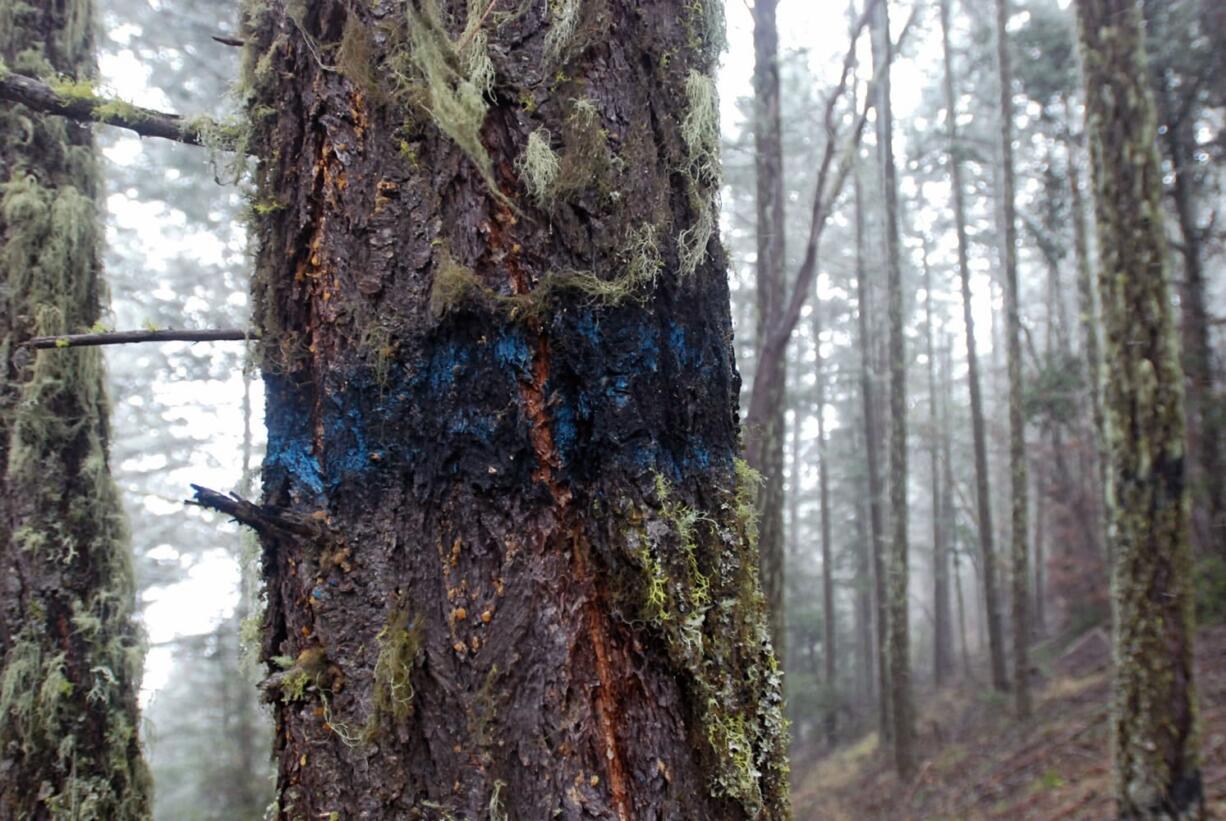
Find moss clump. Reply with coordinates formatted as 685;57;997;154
614;459;788;816
429;250;486;318
368;609;423;734
515;128;560;205
544;0;582;65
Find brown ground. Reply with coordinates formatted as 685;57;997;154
792;624;1226;819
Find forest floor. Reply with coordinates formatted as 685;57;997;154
792;623;1226;819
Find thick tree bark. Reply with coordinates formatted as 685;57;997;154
939;0;1008;692
1074;1;1204;816
870;0;913;779
994;0;1031;721
922;241;952;687
240;1;788;818
749;0;789;663
0;1;150;817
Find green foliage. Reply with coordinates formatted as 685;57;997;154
1023;351;1083;425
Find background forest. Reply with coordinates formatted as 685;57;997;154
4;0;1222;817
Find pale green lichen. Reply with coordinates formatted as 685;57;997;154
677;69;720;277
516;128;560;205
388;0;502;197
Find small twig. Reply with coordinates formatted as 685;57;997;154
23;329;256;349
0;71;233;147
457;0;500;51
212;34;246;47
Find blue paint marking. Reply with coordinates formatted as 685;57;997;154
265;436;325;496
575;311;601;347
494;330;532;375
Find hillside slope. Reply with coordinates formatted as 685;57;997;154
794;624;1226;819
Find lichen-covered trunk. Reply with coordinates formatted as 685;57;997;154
870;0;913;779
939;0;1008;693
240;1;788;817
1074;0;1204;816
746;0;788;664
0;2;150;818
994;0;1030;721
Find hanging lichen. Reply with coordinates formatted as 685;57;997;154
677;69;720;277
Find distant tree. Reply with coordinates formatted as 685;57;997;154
1074;0;1204;816
0;1;150;816
993;0;1031;720
870;0;914;778
938;0;1008;692
750;0;789;662
223;1;790;817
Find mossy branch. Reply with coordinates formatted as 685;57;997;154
0;71;237;148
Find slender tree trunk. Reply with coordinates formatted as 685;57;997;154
855;469;875;717
854;145;891;746
940;0;1007;692
1032;461;1046;637
941;338;969;682
870;0;913;778
0;3;151;817
1074;1;1204;815
994;0;1031;721
237;2;789;817
1066;108;1109;563
814;294;836;744
749;0;789;664
923;239;952;687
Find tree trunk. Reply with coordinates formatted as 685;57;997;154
853;142;891;746
0;3;151;818
870;0;914;779
1144;0;1224;561
944;339;972;680
1074;1;1204;815
939;0;1008;692
748;0;789;664
813;294;836;744
994;0;1031;721
239;1;789;818
1066;107;1110;564
923;241;952;687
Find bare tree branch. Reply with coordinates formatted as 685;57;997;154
24;329;256;349
188;485;320;539
0;71;235;147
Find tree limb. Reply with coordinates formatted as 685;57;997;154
188;485;320;539
24;328;256;349
0;71;235;147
